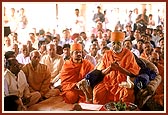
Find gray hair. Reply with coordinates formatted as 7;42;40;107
46;42;57;51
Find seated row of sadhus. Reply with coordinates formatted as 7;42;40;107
4;31;164;111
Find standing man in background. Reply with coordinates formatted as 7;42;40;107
8;8;18;33
92;6;105;27
17;8;29;44
135;8;149;33
71;9;85;34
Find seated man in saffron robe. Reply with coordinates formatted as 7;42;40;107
22;50;60;101
60;43;94;104
93;31;140;104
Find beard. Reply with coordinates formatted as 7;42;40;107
112;48;122;53
74;55;82;60
75;57;82;60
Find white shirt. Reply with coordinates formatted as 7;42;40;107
83;39;92;53
40;54;64;80
8;15;18;32
16;53;31;65
84;54;97;66
71;15;85;33
131;48;140;58
4;69;29;97
61;38;73;46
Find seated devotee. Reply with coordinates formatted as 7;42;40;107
97;39;107;55
158;38;164;66
60;29;73;46
147;52;164;110
100;46;110;56
153;47;164;66
4;36;12;52
84;44;97;66
134;39;144;55
88;43;102;65
84;41;101;68
16;44;31;65
4;58;41;108
123;39;140;57
38;44;47;58
140;41;153;60
22;50;60;101
91;21;106;35
60;43;94;104
28;33;38;50
93;31;140;104
52;36;63;55
62;44;71;61
80;32;91;53
11;43;19;57
96;30;104;42
40;43;64;88
10;32;22;45
4;51;24;71
27;40;36;53
4;51;16;60
95;46;110;68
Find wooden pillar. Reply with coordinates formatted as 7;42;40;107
149;4;152;14
56;4;58;20
80;4;86;32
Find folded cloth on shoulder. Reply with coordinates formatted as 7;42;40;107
134;73;150;90
85;69;105;89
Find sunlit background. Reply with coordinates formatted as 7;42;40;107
3;2;165;34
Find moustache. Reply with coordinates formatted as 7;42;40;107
77;55;82;57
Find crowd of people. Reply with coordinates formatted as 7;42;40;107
3;6;164;111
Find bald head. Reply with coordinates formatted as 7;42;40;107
149;52;159;66
30;50;41;67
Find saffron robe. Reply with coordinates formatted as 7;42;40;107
60;59;94;104
94;48;140;104
22;63;51;97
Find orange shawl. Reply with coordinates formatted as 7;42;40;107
95;48;140;104
60;59;94;92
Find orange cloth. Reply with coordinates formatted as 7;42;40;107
70;43;82;51
71;33;80;40
22;63;51;97
140;51;149;60
94;48;140;104
60;59;94;104
111;31;125;41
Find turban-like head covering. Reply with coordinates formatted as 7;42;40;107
111;31;125;41
71;33;80;40
70;43;82;51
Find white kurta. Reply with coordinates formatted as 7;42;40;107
40;54;64;81
71;15;85;34
4;69;29;97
